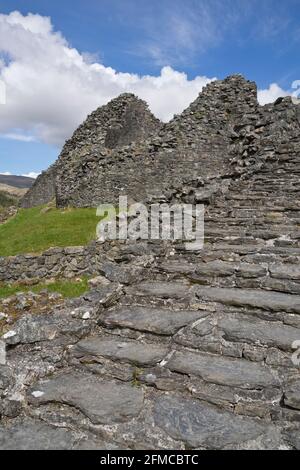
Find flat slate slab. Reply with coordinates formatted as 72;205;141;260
154;395;276;449
0;419;75;450
100;306;207;335
167;350;278;389
284;380;300;410
159;260;196;274
195;260;237;277
196;286;300;313
270;264;300;280
219;313;300;351
28;371;144;424
2;311;90;346
72;335;168;366
125;281;191;299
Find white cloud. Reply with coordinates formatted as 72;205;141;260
0;11;294;149
0;11;214;146
257;83;290;105
22;172;39;179
1;133;36;142
0;170;38;178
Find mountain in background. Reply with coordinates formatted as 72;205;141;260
0;175;35;211
0;174;35;189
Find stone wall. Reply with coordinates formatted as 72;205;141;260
0;243;104;282
21;93;162;209
20;164;57;209
55;75;259;207
20;75;300;210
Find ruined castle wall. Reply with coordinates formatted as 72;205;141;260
0;243;105;282
21;75;299;211
20;165;57;209
20;94;162;209
55;76;259;207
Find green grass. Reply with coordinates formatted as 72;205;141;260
0;277;90;299
0;191;18;207
0;205;99;256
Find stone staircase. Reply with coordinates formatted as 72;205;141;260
1;225;300;449
2;151;300;449
1;77;300;450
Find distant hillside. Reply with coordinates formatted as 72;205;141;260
0;191;18;207
0;184;28;198
0;174;35;189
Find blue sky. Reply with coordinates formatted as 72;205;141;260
0;0;299;176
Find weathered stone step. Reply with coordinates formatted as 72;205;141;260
71;335;169;366
154;395;281;450
28;370;144;425
218;312;300;352
270;264;300;280
99;306;207;336
167;349;278;389
195;286;300;313
160;259;267;278
210;244;300;256
0;419;83;450
125;281;191;300
284;380;300;411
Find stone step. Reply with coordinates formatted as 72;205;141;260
71;335;169;367
28;370;144;425
99;306;207;336
125;281;192;300
209;243;300;256
217;312;300;352
167;349;279;389
153;395;280;450
195;286;300;313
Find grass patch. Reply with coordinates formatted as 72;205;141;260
0;277;90;299
44;277;90;298
0;205;99;256
0;191;18;207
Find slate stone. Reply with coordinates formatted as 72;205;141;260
126;281;191;299
167;350;278;389
261;278;300;295
0;419;75;450
0;365;14;392
72;335;168;366
219;313;300;351
74;438;121;450
28;371;144;424
2;311;91;346
100;261;143;284
100;306;207;335
154;395;273;449
82;284;122;307
237;263;267;278
284;430;300;450
159;260;196;274
195;260;236;277
270;264;300;280
284;380;300;410
196;287;300;313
